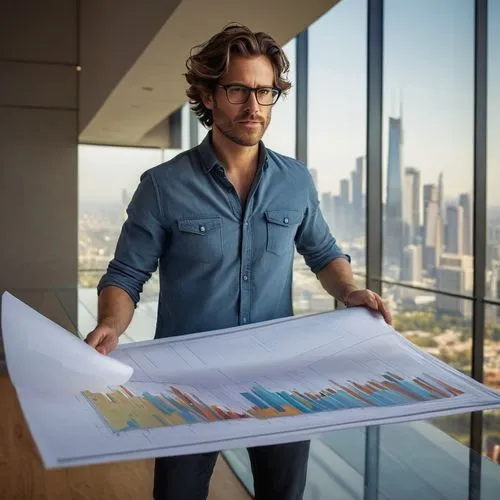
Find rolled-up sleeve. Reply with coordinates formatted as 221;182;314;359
97;171;167;305
295;171;350;274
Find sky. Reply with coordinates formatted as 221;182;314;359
79;0;500;208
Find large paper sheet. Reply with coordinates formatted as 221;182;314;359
2;291;500;469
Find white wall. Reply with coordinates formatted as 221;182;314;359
0;0;79;351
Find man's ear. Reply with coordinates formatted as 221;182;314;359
201;90;215;110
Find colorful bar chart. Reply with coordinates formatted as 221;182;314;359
82;371;465;433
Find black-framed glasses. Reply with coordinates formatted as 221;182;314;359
217;84;281;106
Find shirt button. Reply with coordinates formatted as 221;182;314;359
283;217;289;224
199;225;206;233
243;275;248;281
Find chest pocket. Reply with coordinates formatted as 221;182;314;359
176;217;223;264
265;210;302;255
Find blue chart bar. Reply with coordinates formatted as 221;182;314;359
365;387;392;406
399;380;429;400
144;393;174;414
242;392;268;410
278;392;313;413
253;386;284;411
301;393;329;411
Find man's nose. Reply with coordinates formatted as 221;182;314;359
245;91;261;114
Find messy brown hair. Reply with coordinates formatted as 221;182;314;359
184;23;292;128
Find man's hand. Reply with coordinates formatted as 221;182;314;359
344;289;392;325
85;325;119;355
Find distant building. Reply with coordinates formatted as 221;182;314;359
352;157;364;237
459;193;473;255
423;186;442;277
436;254;474;316
384;116;404;270
404;167;421;246
401;244;422;283
445;204;464;255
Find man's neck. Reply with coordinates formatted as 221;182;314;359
211;127;259;177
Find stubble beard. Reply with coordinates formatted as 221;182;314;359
213;107;271;147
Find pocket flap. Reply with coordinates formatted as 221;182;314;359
265;210;302;227
178;217;222;235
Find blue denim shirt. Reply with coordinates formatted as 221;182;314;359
98;132;349;338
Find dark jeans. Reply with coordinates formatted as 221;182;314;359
153;440;310;500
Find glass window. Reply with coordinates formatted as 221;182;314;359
486;0;500;299
295;0;368;315
78;145;163;280
384;283;472;375
379;418;470;500
78;144;183;342
383;283;472;445
481;0;499;467
483;304;500;462
263;38;296;158
382;0;475;298
181;102;191;149
484;304;500;395
198;120;207;145
483;409;500;465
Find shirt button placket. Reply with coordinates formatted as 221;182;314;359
241;218;250;325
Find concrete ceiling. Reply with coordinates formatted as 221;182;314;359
79;0;341;148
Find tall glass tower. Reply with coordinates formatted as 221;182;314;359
385;116;404;272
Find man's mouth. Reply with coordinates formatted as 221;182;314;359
238;120;262;126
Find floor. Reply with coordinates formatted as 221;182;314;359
0;374;250;500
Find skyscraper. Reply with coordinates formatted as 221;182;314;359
437;254;474;317
339;179;351;238
340;178;350;205
404;167;421;246
423;185;441;276
352;156;364;237
438;172;444;219
445;205;464;255
423;184;436;248
401;245;422;283
459;193;473;255
385;116;404;270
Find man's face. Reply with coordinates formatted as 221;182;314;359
204;55;276;147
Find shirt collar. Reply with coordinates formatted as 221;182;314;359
197;130;269;174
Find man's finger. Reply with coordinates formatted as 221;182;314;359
367;292;378;309
85;330;102;348
375;294;392;325
96;335;117;356
96;344;108;355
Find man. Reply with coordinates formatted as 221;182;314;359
86;23;392;500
